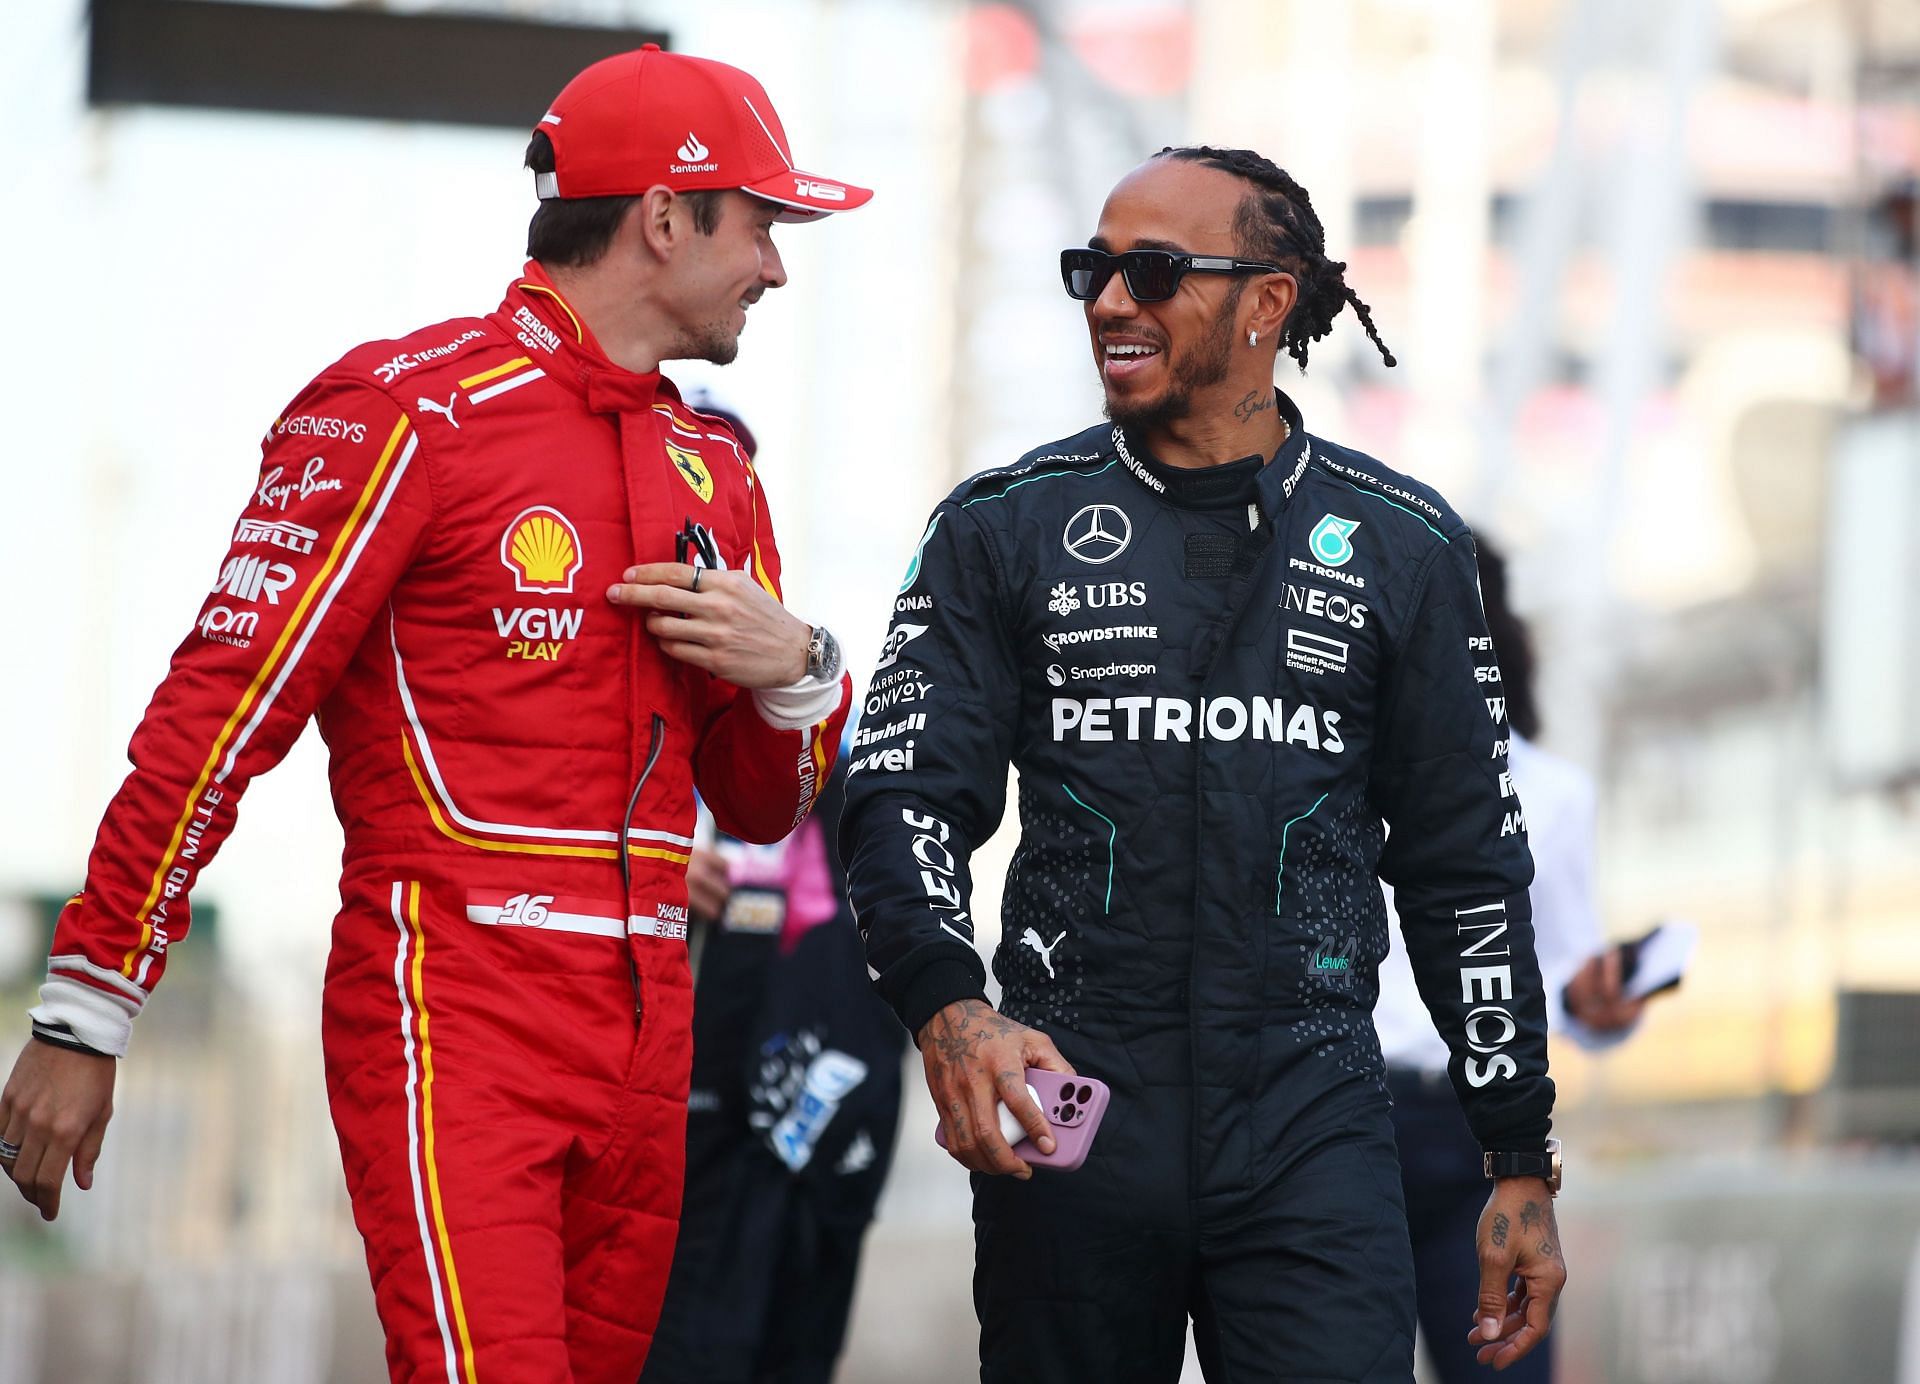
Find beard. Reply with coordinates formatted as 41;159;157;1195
672;319;741;366
1103;282;1243;434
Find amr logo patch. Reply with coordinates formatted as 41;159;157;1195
1307;933;1359;989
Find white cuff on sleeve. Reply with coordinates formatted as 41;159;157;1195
29;973;141;1059
752;672;846;731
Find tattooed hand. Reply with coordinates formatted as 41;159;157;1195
1470;1179;1567;1370
917;999;1075;1180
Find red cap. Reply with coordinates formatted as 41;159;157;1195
534;45;872;221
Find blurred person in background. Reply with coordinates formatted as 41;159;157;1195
0;44;865;1384
1377;535;1645;1384
641;407;904;1384
843;146;1564;1382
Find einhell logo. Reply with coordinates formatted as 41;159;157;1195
501;506;583;594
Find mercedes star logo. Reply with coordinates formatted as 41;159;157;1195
1062;504;1132;565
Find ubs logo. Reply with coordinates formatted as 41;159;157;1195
1063;505;1132;565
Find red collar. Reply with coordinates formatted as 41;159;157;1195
496;261;675;415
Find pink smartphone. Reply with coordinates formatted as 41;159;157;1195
934;1068;1111;1172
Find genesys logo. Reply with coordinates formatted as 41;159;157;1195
234;518;319;555
501;506;583;594
1051;694;1344;753
212;555;296;606
275;414;366;444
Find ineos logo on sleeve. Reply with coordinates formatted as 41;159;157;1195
1063;505;1132;564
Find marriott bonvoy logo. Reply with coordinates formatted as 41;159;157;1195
673;132;717;173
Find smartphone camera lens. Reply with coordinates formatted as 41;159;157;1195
1060;1102;1077;1122
1076;1084;1092;1104
1060;1080;1075;1100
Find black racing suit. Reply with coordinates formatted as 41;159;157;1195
841;393;1554;1383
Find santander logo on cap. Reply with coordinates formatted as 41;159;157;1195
674;132;715;170
535;45;872;218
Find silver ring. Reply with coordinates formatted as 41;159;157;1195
0;1138;20;1161
689;567;702;593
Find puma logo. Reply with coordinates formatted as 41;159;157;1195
416;393;461;429
1019;928;1066;980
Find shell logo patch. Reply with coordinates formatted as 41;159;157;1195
667;443;714;504
501;506;583;593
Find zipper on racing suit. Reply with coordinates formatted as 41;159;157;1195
619;712;669;1015
1186;507;1275;1199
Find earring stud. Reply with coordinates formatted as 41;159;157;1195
1248;329;1258;347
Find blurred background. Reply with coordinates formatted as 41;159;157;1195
3;0;1919;1380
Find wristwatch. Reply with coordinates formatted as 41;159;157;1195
1483;1137;1562;1195
805;624;842;683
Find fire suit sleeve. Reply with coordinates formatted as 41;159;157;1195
31;378;432;1057
840;502;1017;1039
692;469;850;845
1369;531;1554;1154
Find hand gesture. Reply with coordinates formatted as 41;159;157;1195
607;562;810;690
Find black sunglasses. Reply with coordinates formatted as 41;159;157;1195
1059;247;1286;303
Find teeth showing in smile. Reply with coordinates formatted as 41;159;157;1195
1105;344;1159;358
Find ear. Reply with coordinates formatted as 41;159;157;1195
1250;271;1298;343
634;185;680;263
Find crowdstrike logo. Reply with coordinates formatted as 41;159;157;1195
672;132;718;173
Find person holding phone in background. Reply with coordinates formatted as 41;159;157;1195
842;146;1566;1382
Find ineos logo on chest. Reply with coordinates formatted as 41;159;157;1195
1063;505;1132;564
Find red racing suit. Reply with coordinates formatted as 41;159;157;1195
30;263;849;1383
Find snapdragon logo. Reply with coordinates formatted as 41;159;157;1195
1051;695;1344;753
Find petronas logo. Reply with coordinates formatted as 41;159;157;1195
1307;514;1360;567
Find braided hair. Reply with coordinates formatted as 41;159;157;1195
1155;145;1396;373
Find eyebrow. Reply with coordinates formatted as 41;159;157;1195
1086;236;1187;253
